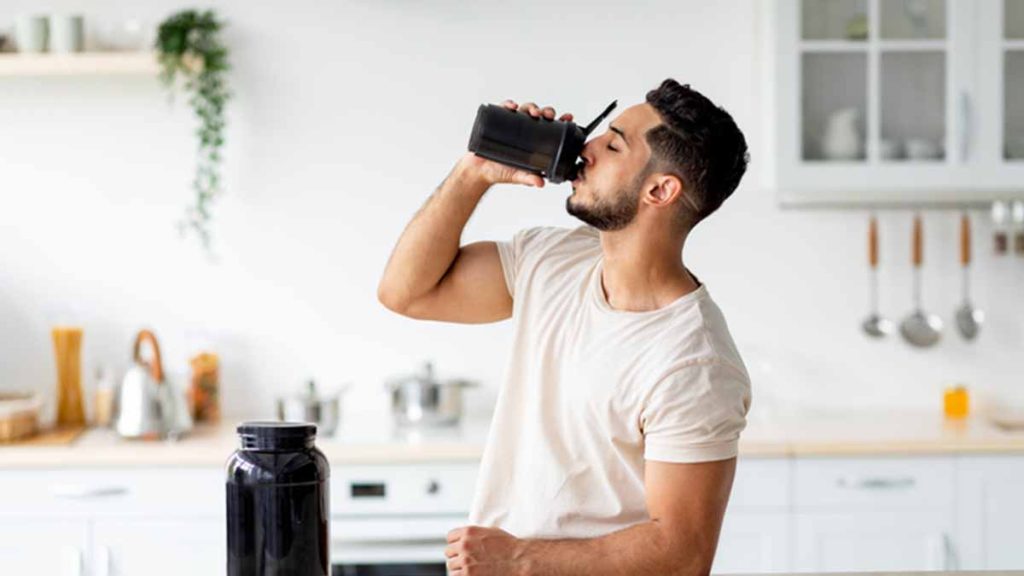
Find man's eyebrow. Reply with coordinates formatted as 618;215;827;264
609;125;629;146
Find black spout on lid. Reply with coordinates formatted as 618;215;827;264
583;100;618;135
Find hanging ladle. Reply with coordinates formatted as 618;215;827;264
900;213;943;348
955;212;984;340
861;214;893;338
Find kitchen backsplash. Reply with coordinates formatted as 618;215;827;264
2;0;1023;423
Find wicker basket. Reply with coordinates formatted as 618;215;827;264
0;392;42;443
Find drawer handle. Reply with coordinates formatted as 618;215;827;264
51;484;129;499
836;476;916;490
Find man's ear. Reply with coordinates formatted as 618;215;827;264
646;174;684;206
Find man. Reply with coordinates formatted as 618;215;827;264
378;79;751;576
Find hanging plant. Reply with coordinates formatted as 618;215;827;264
155;9;230;251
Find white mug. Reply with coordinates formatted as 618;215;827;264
50;14;84;54
15;14;48;53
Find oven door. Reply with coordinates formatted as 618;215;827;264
331;516;459;576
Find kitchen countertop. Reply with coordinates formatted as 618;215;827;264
1;410;1024;468
739;409;1024;457
0;415;493;468
729;569;1024;573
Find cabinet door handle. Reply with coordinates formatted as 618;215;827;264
835;476;916;490
958;91;971;162
942;532;958;571
51;484;129;499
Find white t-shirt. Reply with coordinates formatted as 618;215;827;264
467;225;751;539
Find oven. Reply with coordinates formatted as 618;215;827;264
329;463;477;576
332;516;454;575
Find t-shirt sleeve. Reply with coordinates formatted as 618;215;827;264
494;227;564;299
640;360;751;463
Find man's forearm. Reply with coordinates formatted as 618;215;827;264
518;520;712;576
378;161;489;308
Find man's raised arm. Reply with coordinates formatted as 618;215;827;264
377;101;570;324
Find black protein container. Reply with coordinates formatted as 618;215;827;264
227;422;330;575
467;99;618;183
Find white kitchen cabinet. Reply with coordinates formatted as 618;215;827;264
795;510;956;571
0;467;224;576
716;512;792;573
791;456;957;572
91;518;224;576
5;454;1024;574
765;0;1024;205
0;519;89;576
714;458;793;573
956;455;1024;570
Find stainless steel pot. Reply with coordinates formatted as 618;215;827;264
385;362;477;427
276;380;346;436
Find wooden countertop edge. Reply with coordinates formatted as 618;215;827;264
5;441;1024;469
740;441;1024;457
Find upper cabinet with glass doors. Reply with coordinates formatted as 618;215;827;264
766;0;1024;206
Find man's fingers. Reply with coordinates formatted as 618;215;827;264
446;555;465;572
513;171;544;188
504;100;569;122
517;101;543;118
505;100;566;121
447;527;464;543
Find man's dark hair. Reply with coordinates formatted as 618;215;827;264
644;79;749;228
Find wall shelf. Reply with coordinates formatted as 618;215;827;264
0;52;158;77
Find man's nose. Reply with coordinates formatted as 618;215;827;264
580;140;596;166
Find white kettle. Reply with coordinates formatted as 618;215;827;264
114;329;193;440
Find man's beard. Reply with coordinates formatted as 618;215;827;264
565;174;643;231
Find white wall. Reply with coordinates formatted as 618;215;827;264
2;0;1023;426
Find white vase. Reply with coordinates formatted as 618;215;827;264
14;14;48;53
821;108;862;160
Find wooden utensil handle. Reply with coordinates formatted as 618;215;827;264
912;214;923;267
960;213;971;266
133;329;164;382
868;215;879;268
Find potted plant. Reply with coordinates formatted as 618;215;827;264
155;9;230;252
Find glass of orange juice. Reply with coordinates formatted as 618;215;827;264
944;385;970;419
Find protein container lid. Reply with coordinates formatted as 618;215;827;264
237;421;317;440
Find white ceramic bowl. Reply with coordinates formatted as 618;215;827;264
879;139;903;160
905;138;942;160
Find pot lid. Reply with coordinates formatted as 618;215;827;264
284;379;347;401
384;362;478;389
385;361;438;389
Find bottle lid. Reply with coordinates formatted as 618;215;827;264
237;421;316;449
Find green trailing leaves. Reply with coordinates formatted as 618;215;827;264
156;9;230;253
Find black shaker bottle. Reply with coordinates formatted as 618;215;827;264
227;422;330;575
468;100;618;183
